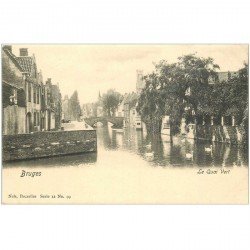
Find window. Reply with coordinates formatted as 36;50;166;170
37;88;40;104
28;84;31;102
163;123;170;129
46;90;50;105
33;87;36;103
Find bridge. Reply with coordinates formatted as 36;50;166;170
84;117;124;128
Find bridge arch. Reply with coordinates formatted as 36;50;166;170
84;117;124;129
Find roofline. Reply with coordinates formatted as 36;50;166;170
2;80;23;90
2;48;24;72
16;56;35;73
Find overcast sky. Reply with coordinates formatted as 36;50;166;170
12;45;248;105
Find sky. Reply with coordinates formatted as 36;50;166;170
12;45;248;105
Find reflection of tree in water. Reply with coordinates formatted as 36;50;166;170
224;145;239;167
211;143;226;167
123;128;143;152
5;127;248;169
146;134;165;165
97;127;248;168
170;144;185;166
239;148;248;166
97;127;117;150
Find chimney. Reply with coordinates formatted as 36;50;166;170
19;48;28;56
47;78;52;85
3;45;12;53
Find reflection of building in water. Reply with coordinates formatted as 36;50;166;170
116;71;146;130
161;134;171;143
115;132;123;148
123;92;145;130
134;130;143;150
162;141;171;158
83;127;247;168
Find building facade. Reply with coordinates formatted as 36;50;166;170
136;70;145;94
2;45;62;134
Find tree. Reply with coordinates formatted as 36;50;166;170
137;54;220;134
102;89;121;117
68;90;81;121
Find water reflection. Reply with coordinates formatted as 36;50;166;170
3;127;248;168
99;127;248;168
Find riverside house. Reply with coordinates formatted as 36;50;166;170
2;45;62;135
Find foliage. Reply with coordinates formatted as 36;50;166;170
137;54;219;133
137;54;248;136
102;89;121;117
241;105;248;147
68;90;82;121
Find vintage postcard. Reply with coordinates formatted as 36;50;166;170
1;44;248;204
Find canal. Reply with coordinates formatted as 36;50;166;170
2;126;249;204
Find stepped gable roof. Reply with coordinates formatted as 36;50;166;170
16;56;33;73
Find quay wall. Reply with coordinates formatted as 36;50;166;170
195;125;243;144
3;130;97;161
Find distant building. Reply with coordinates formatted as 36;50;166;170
97;106;103;117
208;71;239;84
82;103;96;118
115;95;125;117
62;95;70;120
123;92;143;129
136;70;145;93
51;83;62;130
96;91;103;117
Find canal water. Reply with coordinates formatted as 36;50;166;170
2;126;249;204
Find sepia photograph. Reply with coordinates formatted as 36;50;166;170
1;44;249;204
